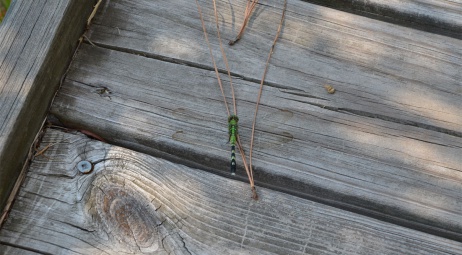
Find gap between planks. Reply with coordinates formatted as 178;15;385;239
1;129;462;254
51;43;462;242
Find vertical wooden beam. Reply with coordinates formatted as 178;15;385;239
0;0;96;216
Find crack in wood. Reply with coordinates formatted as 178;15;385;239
80;40;297;91
0;240;52;255
290;98;462;139
2;130;462;253
338;108;462;139
41;0;462;246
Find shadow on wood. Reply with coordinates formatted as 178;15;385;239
51;43;462;241
300;0;462;39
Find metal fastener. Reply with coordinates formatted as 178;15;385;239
77;160;93;174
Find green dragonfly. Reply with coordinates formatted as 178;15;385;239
228;115;239;175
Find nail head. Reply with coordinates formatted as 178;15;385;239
77;160;93;174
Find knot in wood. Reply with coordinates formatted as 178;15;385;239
89;177;162;253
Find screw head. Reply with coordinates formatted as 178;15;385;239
77;160;93;174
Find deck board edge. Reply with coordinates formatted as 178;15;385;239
0;0;96;217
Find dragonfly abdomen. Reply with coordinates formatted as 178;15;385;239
230;145;236;175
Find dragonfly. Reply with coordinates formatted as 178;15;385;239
195;0;286;199
228;114;239;175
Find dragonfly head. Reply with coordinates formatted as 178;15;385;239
228;114;239;123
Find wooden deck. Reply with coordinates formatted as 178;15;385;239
1;0;462;254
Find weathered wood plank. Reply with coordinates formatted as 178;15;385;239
302;0;462;39
50;44;462;241
87;0;462;135
1;129;462;254
0;0;95;214
0;245;42;255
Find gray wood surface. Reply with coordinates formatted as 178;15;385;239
51;44;462;241
80;1;462;240
302;0;462;39
0;245;42;255
0;0;95;214
1;129;462;255
87;0;462;135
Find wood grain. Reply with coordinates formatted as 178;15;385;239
301;0;462;39
0;245;42;255
1;129;462;254
0;0;95;213
87;0;462;135
50;44;462;241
